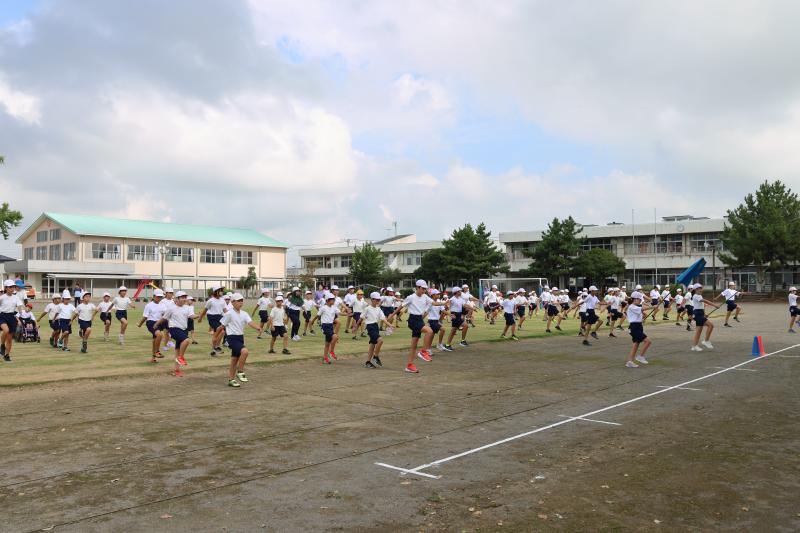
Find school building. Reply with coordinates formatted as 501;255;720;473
3;212;288;298
298;234;443;289
500;215;798;292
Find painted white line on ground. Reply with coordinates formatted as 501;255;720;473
707;366;759;372
557;415;621;426
655;385;703;391
376;344;800;480
777;354;800;358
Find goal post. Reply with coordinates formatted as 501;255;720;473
477;277;549;300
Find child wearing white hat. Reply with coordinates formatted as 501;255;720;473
302;290;318;337
581;286;609;346
198;285;226;356
138;289;167;363
788;287;798;333
625;289;653;368
56;290;76;352
155;291;198;377
683;284;696;331
363;292;393;368
37;292;62;348
267;296;291;355
252;288;273;339
73;291;99;353
442;286;469;352
673;288;685;326
97;292;115;341
0;279;25;360
717;281;746;327
220;293;262;387
690;284;721;352
112;286;134;345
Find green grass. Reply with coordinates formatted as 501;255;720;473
1;302;611;386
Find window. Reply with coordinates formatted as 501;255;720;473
165;247;193;263
233;250;254;265
302;256;323;269
49;228;61;241
89;242;121;260
623;234;683;255
340;255;352;268
405;251;422;266
127;244;158;262
36;246;48;259
200;248;226;264
49;244;61;261
580;238;614;251
24;247;34;260
63;243;76;260
689;232;724;253
36;230;48;242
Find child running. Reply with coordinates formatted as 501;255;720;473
138;288;166;363
718;281;745;327
97;292;115;341
581;286;608;346
74;291;99;353
690;284;720;352
220;293;262;387
351;289;367;339
442;286;469;351
515;289;528;330
252;288;273;339
267;295;291;355
38;292;62;348
625;289;653;368
395;280;443;373
56;290;76;352
363;291;392;368
112;286;134;345
788;287;798;333
673;288;686;326
302;290;317;336
499;291;520;340
197;285;226;356
157;291;198;377
319;293;347;364
660;286;672;320
0;279;24;360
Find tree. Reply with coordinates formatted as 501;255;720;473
237;266;258;297
414;223;508;286
0;156;21;240
522;217;583;286
572;248;626;289
296;261;318;291
378;267;402;287
348;242;385;285
720;180;800;294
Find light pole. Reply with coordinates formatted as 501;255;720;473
154;241;170;288
703;241;716;293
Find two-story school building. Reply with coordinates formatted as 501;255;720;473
4;212;288;298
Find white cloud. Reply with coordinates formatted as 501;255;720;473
0;77;40;124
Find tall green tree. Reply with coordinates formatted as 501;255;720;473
414;223;508;286
238;266;258;297
719;180;800;294
348;242;385;285
378;267;402;286
522;217;583;286
572;248;626;289
0;155;23;240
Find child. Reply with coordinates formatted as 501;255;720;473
395;280;444;373
788;287;798;333
157;291;198;377
138;288;166;363
187;295;198;344
648;285;661;322
97;292;115;341
252;288;273;338
267;295;291;355
380;288;396;328
74;291;99;353
351;289;367;339
286;287;304;341
673;288;685;326
38;292;62;348
690;284;720;352
198;285;226;356
427;289;448;351
363;292;392;368
442;286;469;351
343;286;357;334
319;294;346;364
528;290;539;319
544;287;559;333
302;290;317;336
607;288;623;337
499;291;520;340
661;286;672;320
220;293;262;387
112;286;134;345
56;290;76;352
625;290;653;368
515;289;528;330
1;280;25;360
717;281;745;327
684;285;695;331
581;286;608;346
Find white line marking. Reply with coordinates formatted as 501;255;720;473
777;354;800;358
375;344;800;479
707;366;758;372
655;385;703;391
557;415;621;426
373;463;441;479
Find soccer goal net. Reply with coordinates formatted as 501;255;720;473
478;277;549;299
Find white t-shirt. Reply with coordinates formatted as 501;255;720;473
113;296;131;310
204;296;226;315
221;309;253;335
501;299;516;314
427;300;442;320
164;304;193;329
609;295;621;310
363;305;386;325
649;290;660;302
269;307;286;327
403;293;433;315
58;303;76;320
674;294;684;306
691;293;705;310
790;293;798;307
721;288;738;301
257;296;273;311
76;302;97;321
98;300;114;313
302;299;316;312
541;292;551;305
584;295;599;310
661;290;671;302
486;291;498;304
353;298;368;313
318;304;339;324
627;303;643;323
344;293;357;307
0;293;23;314
143;300;166;322
45;302;60;321
449;295;465;313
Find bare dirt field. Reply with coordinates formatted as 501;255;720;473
1;302;798;532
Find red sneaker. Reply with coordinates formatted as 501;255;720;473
155;351;164;358
405;363;419;373
322;356;331;364
417;350;432;362
176;355;188;366
329;351;337;360
172;368;184;377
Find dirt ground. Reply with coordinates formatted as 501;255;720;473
0;302;798;532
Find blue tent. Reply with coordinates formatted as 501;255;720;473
676;258;706;286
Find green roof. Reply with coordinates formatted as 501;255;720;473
19;213;288;248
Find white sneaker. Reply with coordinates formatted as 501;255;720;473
292;335;301;341
166;341;175;349
691;345;703;352
625;361;639;368
634;355;649;365
701;341;714;349
118;335;124;345
436;343;445;351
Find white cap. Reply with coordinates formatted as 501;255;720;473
103;292;111;297
581;288;588;293
52;292;61;299
631;291;644;300
61;289;72;299
210;284;222;292
275;295;284;302
347;285;354;290
292;286;300;291
635;284;643;290
3;279;15;288
452;286;462;293
430;288;440;295
223;294;231;300
118;286;127;292
415;279;428;289
153;289;165;297
325;293;335;300
588;285;598;291
305;290;312;294
261;288;270;294
231;293;244;301
276;291;284;297
165;287;175;293
656;284;661;290
518;288;526;293
175;291;187;298
370;291;381;299
728;281;735;286
790;287;797;292
331;285;339;290
386;286;394;292
552;286;558;291
491;285;498;289
676;288;683;292
187;295;195;301
462;284;469;288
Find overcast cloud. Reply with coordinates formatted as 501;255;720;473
1;0;799;263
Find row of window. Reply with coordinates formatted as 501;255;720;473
303;252;423;269
24;243;255;264
36;229;62;242
508;233;726;258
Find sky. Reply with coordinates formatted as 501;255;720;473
1;0;799;265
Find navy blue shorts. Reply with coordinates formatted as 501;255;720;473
49;319;58;330
366;323;380;344
629;322;647;343
168;327;188;347
611;310;622;320
560;303;569;310
726;300;737;312
547;304;558;317
146;320;162;338
0;312;18;333
579;311;587;322
380;306;394;318
428;319;441;334
586;309;598;325
207;314;222;331
407;314;424;338
100;312;111;323
259;310;269;323
227;334;245;357
321;323;335;342
504;312;515;326
115;310;128;321
353;312;361;323
693;309;707;327
78;319;92;333
685;304;694;314
58;318;72;333
451;311;464;329
516;307;525;318
651;299;659;307
271;325;286;338
791;306;799;317
303;310;312;321
187;318;194;332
